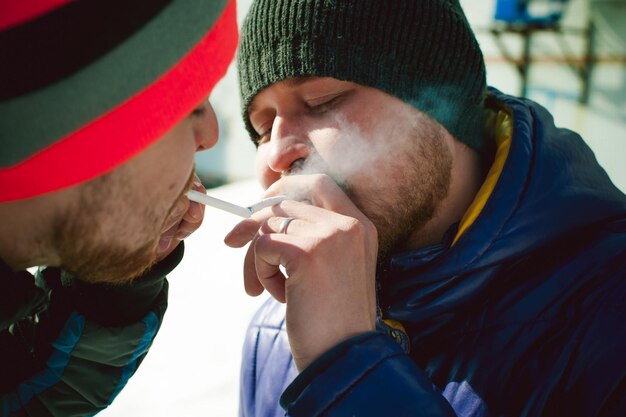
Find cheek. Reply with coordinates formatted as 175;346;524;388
156;149;196;214
154;150;194;195
132;127;197;212
312;127;374;181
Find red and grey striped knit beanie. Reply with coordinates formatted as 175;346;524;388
238;0;486;151
0;0;238;202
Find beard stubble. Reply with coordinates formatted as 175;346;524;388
345;120;453;262
53;169;195;285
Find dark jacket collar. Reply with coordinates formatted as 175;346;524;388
0;258;47;331
379;88;626;322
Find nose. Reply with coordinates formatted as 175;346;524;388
195;101;219;151
265;115;310;174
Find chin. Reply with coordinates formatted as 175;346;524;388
59;238;159;285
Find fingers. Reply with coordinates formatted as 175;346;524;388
162;198;190;232
243;238;265;296
237;216;304;301
157;174;206;259
264;174;367;222
157;221;180;259
239;218;297;300
226;173;363;247
224;218;264;248
223;174;380;371
175;209;203;241
224;173;377;306
185;175;206;222
252;233;303;303
178;175;205;236
253;240;287;303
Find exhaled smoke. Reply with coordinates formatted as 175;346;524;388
280;100;453;260
285;107;421;194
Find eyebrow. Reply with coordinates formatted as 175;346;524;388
283;76;314;87
248;76;315;114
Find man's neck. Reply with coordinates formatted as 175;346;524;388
405;141;485;250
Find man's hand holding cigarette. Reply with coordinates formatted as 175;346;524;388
224;174;378;371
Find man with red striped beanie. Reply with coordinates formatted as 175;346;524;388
0;0;237;415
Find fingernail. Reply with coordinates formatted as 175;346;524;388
172;202;186;218
175;231;191;240
189;203;202;220
158;237;172;253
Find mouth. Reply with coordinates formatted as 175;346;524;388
283;158;349;195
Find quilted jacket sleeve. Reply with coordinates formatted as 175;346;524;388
239;298;458;417
0;244;183;417
280;332;457;417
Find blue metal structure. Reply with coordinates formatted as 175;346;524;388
494;0;569;26
490;0;593;103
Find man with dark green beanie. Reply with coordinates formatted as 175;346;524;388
0;0;238;415
227;0;626;416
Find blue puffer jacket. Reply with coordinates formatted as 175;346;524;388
239;88;626;417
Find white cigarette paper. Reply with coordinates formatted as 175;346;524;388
186;190;286;218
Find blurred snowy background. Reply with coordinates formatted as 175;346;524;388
100;0;626;416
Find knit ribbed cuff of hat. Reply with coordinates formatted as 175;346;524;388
238;0;486;150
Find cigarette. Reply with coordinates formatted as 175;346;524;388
186;190;287;218
248;195;289;214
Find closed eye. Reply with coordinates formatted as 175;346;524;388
255;129;271;146
306;95;343;115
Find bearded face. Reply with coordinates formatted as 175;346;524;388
251;77;454;262
341;124;452;261
54;166;196;284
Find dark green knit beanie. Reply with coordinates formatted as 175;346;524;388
238;0;486;150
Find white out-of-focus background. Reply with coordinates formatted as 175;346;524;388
100;1;626;416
